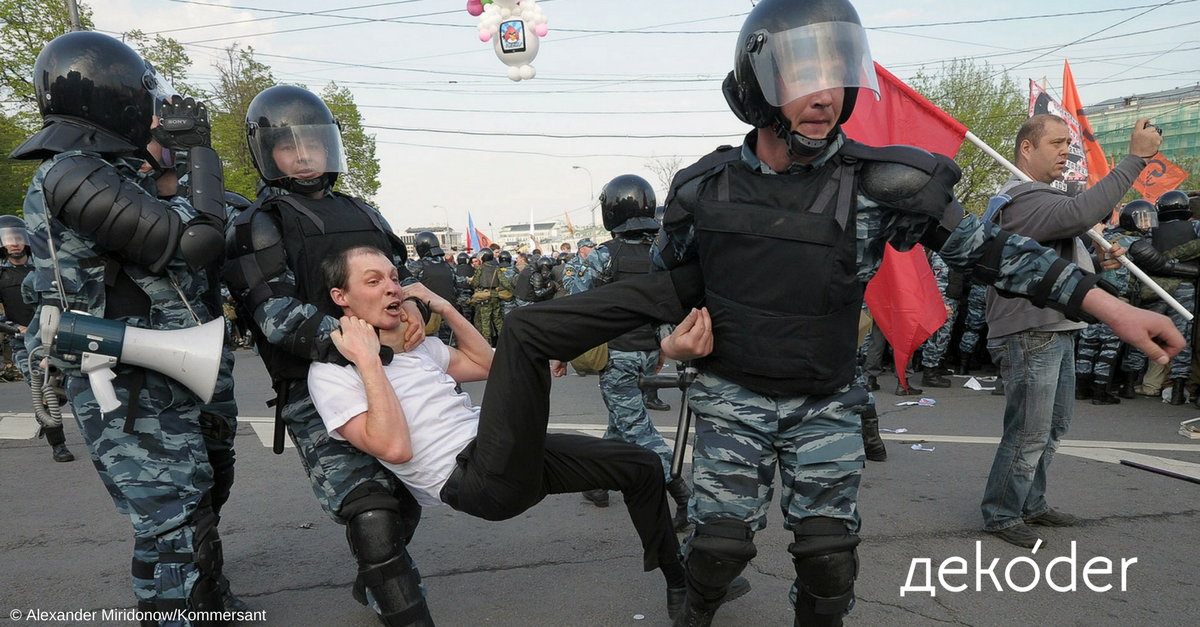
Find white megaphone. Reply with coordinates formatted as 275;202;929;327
40;306;223;414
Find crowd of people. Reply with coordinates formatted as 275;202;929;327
1;1;1192;626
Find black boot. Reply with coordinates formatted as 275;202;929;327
865;376;880;392
582;488;609;508
666;478;693;533
1075;374;1093;401
955;357;970;376
920;367;951;388
894;381;922;396
671;592;719;627
1171;379;1187;406
645;389;671;412
861;408;886;462
1117;371;1137;400
1090;378;1120;405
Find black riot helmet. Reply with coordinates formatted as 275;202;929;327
245;85;348;195
723;0;879;159
557;252;570;264
1156;190;1191;223
535;257;554;274
498;250;513;265
414;231;444;258
600;174;659;233
0;215;31;261
479;249;494;263
1119;200;1158;233
457;252;470;265
31;31;158;152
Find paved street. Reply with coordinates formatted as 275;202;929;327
2;349;1199;626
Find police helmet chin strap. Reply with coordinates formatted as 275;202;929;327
775;118;836;160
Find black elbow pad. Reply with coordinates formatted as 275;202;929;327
44;154;181;274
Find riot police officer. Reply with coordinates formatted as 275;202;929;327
223;85;432;626
562;175;692;528
11;31;231;622
0;216;73;462
454;251;476;325
641;1;1179;625
496;250;520;319
1129;190;1200;404
470;248;513;346
412;231;456;344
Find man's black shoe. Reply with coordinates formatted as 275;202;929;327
644;392;671;412
987;522;1042;549
866;376;880;391
667;576;750;620
1025;508;1079;527
582;489;609;508
920;369;952;388
895;381;922;396
51;442;74;463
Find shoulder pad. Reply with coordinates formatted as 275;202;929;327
664;145;739;209
840;141;939;172
229;206;283;258
859;161;936;204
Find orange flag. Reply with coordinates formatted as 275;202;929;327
564;211;575;236
1133;152;1189;203
1061;60;1110;187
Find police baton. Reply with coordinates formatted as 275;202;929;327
638;361;700;480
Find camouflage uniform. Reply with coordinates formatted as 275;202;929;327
1077;228;1138;388
22;151;222;619
498;263;520;320
574;239;673;480
919;251;959;370
957;283;989;363
454;264;476;332
1124;223;1200;380
471;261;513;345
652;135;1105;613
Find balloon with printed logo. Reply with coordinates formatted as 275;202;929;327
476;0;548;81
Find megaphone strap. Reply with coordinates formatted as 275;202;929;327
121;368;146;434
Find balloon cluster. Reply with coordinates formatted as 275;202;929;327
467;0;548;81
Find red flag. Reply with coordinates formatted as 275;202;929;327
863;244;948;390
564;212;575;236
1133;152;1189;203
476;229;493;250
1061;61;1110;187
841;62;968;157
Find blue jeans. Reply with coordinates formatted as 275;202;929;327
981;331;1074;531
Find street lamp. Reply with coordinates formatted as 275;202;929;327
572;165;595;229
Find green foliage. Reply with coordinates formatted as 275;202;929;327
123;29;200;99
322;82;379;203
0;0;94;119
909;59;1026;216
0;110;37;216
209;45;276;199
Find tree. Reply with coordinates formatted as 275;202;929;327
645;155;682;200
0;0;94;126
909;59;1026;216
209;45;276;198
123;29;200;99
0;110;37;216
322;82;379;203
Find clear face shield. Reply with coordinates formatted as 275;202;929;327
1;225;28;251
747;21;879;108
249;124;349;182
147;67;181;168
1130;206;1159;233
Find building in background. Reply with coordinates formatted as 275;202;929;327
1088;85;1200;166
398;226;464;252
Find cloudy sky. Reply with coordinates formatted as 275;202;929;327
87;0;1200;237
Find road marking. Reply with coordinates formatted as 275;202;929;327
5;415;1199;479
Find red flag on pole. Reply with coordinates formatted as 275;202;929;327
476;229;493;250
841;62;968;158
863;244;948;390
1133;152;1190;203
1061;60;1110;187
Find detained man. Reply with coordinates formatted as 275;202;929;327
307;245;706;617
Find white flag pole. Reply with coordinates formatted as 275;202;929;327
963;131;1192;321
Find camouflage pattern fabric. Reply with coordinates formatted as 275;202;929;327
1075;321;1122;384
957;283;989;360
599;349;674;480
920;251;959;369
471;264;512;343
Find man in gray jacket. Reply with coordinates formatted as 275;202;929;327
982;113;1163;548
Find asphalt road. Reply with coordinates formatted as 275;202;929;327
2;349;1199;627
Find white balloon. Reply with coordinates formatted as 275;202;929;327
519;65;535;80
507;66;522;81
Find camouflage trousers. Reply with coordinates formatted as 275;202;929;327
474;298;504;344
66;367;214;625
1075;322;1122;385
1126;283;1195;379
500;299;519;320
599;349;674;480
687;371;868;533
279;379;404;520
921;299;960;368
199;347;239;515
958;284;988;359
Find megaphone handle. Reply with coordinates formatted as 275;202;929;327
87;366;121;415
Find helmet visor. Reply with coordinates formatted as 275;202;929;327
1130;206;1159;232
249;124;348;181
1;226;28;249
748;21;879;108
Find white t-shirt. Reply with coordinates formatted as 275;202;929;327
308;337;480;507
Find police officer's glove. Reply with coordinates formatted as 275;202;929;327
152;96;212;150
178;213;226;272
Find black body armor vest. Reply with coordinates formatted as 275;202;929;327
1153;220;1198;254
605;236;660;352
514;265;535;300
687;145;864;397
0;263;34;326
416;257;456;303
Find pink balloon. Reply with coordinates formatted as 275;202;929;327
467;0;483;17
535;23;548;37
479;29;492;43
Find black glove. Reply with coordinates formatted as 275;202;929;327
151;96;212;150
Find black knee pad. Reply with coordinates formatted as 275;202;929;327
188;501;226;616
206;447;236;518
684;519;757;599
789;517;859;624
341;484;433;627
